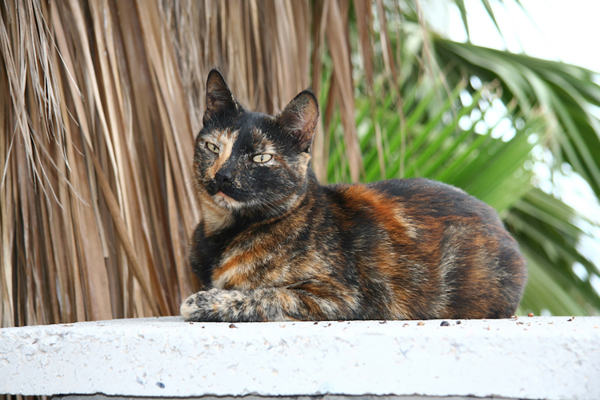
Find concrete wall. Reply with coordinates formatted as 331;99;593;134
1;316;599;399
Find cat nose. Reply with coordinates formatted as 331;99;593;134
214;168;232;188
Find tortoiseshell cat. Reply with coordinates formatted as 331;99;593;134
180;69;527;322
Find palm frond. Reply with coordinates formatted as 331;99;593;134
325;2;600;314
434;40;600;199
508;189;600;314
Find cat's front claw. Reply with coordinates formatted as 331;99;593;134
180;288;224;322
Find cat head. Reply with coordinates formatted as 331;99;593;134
194;69;319;221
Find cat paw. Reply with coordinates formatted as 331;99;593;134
180;289;224;322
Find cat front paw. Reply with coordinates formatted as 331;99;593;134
180;289;224;322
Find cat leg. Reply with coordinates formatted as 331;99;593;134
180;287;344;322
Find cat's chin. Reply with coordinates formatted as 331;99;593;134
213;191;243;209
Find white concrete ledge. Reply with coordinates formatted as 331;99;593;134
1;316;599;399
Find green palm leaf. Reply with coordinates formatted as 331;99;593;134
434;39;600;199
323;3;600;315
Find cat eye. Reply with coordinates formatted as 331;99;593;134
252;154;272;163
205;142;220;154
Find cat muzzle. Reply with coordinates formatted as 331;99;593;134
208;170;240;201
210;167;236;194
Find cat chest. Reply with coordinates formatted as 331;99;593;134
210;243;278;290
207;228;322;290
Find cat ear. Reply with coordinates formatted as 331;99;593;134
204;69;240;121
276;90;319;152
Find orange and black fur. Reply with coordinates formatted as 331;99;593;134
180;69;527;322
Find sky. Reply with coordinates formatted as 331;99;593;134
442;0;600;74
423;0;600;277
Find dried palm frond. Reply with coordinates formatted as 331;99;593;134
0;0;374;327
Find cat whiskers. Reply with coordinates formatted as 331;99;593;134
246;192;303;219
